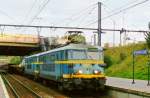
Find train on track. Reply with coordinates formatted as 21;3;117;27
22;44;106;90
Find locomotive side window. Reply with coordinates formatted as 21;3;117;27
50;53;55;61
42;64;55;72
56;51;64;60
39;55;46;63
42;64;49;71
45;54;49;62
56;52;60;60
27;64;32;69
64;50;68;60
60;50;65;60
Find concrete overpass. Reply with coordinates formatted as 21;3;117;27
0;34;40;56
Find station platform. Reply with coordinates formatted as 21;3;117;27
0;75;9;98
106;77;150;96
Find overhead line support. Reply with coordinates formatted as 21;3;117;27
0;24;149;33
98;2;102;46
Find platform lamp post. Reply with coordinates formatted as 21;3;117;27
147;57;150;86
147;22;150;86
126;37;136;84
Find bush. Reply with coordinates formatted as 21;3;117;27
10;56;22;65
104;55;113;68
104;43;148;80
120;52;127;61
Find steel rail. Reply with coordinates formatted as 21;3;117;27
1;74;20;98
8;74;42;98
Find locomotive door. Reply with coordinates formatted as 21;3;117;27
35;64;40;72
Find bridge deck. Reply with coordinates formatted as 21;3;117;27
106;77;150;96
0;34;39;44
0;34;40;55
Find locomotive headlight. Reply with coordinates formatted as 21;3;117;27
78;70;83;74
94;70;100;74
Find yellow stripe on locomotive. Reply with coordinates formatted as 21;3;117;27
55;60;104;64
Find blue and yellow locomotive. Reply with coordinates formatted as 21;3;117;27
24;44;106;90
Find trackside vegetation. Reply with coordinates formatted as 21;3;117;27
104;43;148;80
10;56;22;65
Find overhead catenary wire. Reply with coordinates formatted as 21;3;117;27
102;0;141;16
84;19;97;27
28;0;50;24
0;24;149;33
0;9;17;23
69;6;97;27
22;0;38;24
76;6;97;27
55;3;97;26
102;0;149;20
28;0;51;25
84;0;149;27
102;4;117;46
102;4;116;22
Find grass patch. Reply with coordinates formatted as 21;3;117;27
105;43;149;80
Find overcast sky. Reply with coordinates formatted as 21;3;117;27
0;0;150;46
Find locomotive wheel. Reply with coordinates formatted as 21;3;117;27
42;80;47;85
99;85;105;90
58;83;64;91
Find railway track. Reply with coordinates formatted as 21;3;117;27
13;74;66;98
1;73;109;98
1;73;42;98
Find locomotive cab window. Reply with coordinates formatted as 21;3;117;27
87;48;103;60
68;50;87;60
87;51;99;60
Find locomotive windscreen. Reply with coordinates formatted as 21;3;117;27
87;51;100;60
68;50;87;60
67;49;102;60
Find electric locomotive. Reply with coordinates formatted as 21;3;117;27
23;44;106;90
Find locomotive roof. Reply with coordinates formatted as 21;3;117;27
25;44;102;58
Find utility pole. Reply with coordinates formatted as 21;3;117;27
113;21;115;47
120;30;123;46
132;49;135;84
120;28;125;46
123;31;127;45
147;59;150;86
94;34;97;45
98;2;102;46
